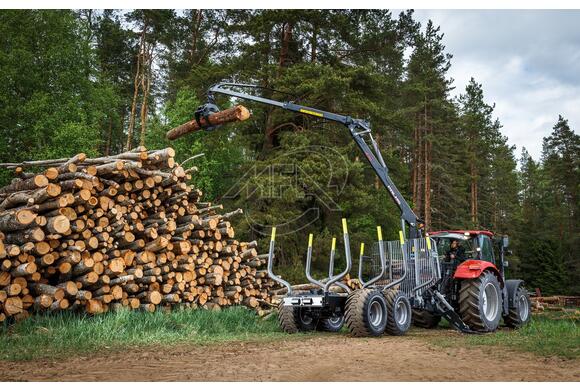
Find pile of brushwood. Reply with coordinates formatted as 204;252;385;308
0;147;278;322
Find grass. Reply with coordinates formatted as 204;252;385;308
0;307;293;361
2;305;577;362
430;312;579;359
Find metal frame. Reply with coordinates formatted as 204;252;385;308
268;218;353;308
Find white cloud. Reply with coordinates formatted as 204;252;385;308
411;10;580;159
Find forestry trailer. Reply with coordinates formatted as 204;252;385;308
168;82;532;336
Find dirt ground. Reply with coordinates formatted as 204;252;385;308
1;330;579;381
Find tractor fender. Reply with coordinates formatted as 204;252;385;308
453;260;504;287
505;279;526;307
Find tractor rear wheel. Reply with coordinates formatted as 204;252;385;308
317;314;345;332
504;285;531;328
278;303;318;333
384;289;412;335
345;288;388;337
412;309;441;329
459;271;502;332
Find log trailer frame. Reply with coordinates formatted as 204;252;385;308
175;81;531;336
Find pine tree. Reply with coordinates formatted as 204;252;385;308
404;20;454;229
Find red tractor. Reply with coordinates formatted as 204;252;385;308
413;230;531;332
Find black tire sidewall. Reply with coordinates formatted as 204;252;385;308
390;293;412;333
364;291;388;335
514;286;531;325
412;308;441;328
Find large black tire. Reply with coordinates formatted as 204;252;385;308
412;309;441;329
345;288;388;337
278;303;299;333
277;303;318;333
504;285;531;328
384;289;412;336
317;314;345;332
459;271;503;332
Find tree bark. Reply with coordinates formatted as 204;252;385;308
166;105;251;140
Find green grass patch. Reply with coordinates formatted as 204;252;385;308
0;307;293;361
430;313;579;359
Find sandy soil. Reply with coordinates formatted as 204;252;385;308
1;330;578;381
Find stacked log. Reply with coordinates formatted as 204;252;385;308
531;295;580;313
0;147;277;322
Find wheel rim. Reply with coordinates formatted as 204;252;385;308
328;315;342;326
369;300;384;327
518;294;529;321
482;282;499;321
395;300;408;325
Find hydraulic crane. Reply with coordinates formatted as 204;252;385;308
201;82;424;241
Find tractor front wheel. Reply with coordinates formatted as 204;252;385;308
412;309;441;329
459;271;503;332
504;285;531;328
345;288;388;337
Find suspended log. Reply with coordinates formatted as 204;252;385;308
166;105;251;140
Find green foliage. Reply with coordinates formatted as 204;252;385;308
0;10;113;184
517;116;580;294
0;307;290;361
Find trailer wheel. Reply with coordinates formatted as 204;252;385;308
412;309;441;329
504;285;531;328
384;289;412;336
317;314;345;332
345;288;388;337
459;270;502;332
278;303;318;333
278;303;299;333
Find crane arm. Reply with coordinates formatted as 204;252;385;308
202;82;424;239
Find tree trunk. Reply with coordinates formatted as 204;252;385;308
189;10;203;64
126;23;147;151
139;43;154;147
470;161;478;226
311;25;317;63
279;22;293;68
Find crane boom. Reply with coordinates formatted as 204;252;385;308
204;82;424;239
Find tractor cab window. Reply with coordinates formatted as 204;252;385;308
434;234;484;263
435;236;473;263
479;236;495;263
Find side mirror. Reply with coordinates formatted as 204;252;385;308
502;235;509;248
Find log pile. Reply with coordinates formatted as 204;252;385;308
531;295;580;313
0;147;277;322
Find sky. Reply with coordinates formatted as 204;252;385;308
410;10;580;160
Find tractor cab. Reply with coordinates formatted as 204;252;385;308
426;230;502;309
429;230;496;264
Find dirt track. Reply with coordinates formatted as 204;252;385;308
1;330;578;381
